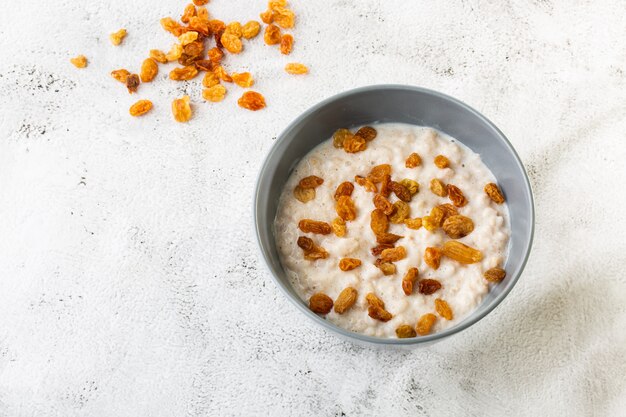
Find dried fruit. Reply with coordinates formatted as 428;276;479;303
435;298;453;320
389;181;411;202
331;217;346;237
264;24;281;45
208;47;224;63
442;215;474;239
170;66;199;81
334;287;357;314
402;267;418;295
434;155;450;169
299;175;323;189
260;10;273;24
202;71;220;88
293;186;315;203
380;246;407;262
242;21;261;39
129;100;153;117
195;59;213;72
429;178;447;197
181;4;197;24
160;17;182;35
447;184;468;207
423;206;445;231
376;232;403;244
70;55;87;68
375;259;397;275
416;313;437;335
208;19;226;34
366;293;393;321
332;129;352;148
442;241;483;264
221;32;243;54
404;218;422;230
371;243;393;256
189;16;209;35
339;258;361;271
367;164;391;183
484;183;505;204
298;219;331;234
109;29;127;46
389;201;410;224
343;135;366;153
355;126;377;141
484;267;506;283
437;203;458;220
179;31;199;46
354;175;377;192
370;209;389;236
334;181;354;200
149;49;168;63
193;0;208;5
171;95;192;122
225;22;243;38
214;65;233;82
366;293;385;309
418;279;442;295
297;236;328;260
273;6;295;29
309;293;333;314
380;174;392;198
285;63;309;75
202;84;227;102
166;44;183;61
111;69;130;83
373;194;394;215
232;72;254;88
406;152;421;168
399;179;419;195
280;34;293;54
335;196;356;221
139;58;158;83
125;74;140;93
396;325;417;338
424;247;442;270
238;91;266;111
196;6;209;21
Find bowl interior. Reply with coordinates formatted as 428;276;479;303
255;85;534;345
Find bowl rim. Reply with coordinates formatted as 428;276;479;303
253;84;535;345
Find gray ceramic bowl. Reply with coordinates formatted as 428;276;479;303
254;85;534;346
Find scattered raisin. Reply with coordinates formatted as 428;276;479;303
430;179;447;197
202;84;227;102
437;203;458;220
171;95;192;122
370;209;389;236
447;184;468;207
376;232;403;244
238;91;266;111
125;74;140;93
402;267;418;295
367;164;391;183
109;29;127;46
335;196;356;221
299;175;323;189
355;126;377;141
111;69;130;83
242;21;261;39
380;174;392;198
264;24;281;45
334;287;357;314
373;194;394;215
434;155;450;169
380;246;406;262
169;66;199;81
354;175;377;192
339;258;361;271
484;183;505;204
334;181;354;200
297;236;328;260
293;186;315;203
298;219;331;234
484;267;506;282
424;247;442;270
389;201;410;224
140;58;158;82
418;279;442;295
331;217;346;237
221;32;243;54
389;181;411;202
232;72;254;88
332;128;353;148
422;206;445;231
280;34;293;54
70;55;87;68
442;241;483;264
406;153;421;168
396;325;417;338
343;135;366;153
435;298;453;320
416;313;437;335
399;179;419;195
375;259;396;276
149;49;168;63
404;218;422;229
208;47;224;63
202;71;220;88
371;243;394;256
309;293;333;314
285;63;309;75
442;215;474;239
129;100;153;117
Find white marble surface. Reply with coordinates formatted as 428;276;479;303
1;0;625;415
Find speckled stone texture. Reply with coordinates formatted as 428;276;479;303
0;0;625;416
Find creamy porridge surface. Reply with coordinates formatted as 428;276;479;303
274;123;510;338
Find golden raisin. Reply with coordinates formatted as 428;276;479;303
202;84;227;102
484;267;506;282
111;69;130;83
366;293;392;321
208;47;224;63
196;6;209;21
232;72;254;88
375;259;396;276
221;32;243;54
273;6;295;29
293;186;315;203
399;179;419;195
193;0;208;5
367;164;391;183
149;49;168;63
309;293;333;314
280;34;293;54
389;201;410;224
181;4;197;24
298;219;331;235
373;194;394;215
371;243;393;256
343;135;366;153
188;16;209;35
339;258;361;271
406;152;421;168
285;63;309;75
160;17;182;35
380;246;406;262
225;21;243;38
416;313;437;335
109;29;127;46
334;287;357;314
171;95;192;122
202;71;220;88
264;24;281;45
260;10;273;24
376;232;403;244
404;218;422;230
418;279;441;295
430;179;447;197
370;209;389;236
140;58;158;82
169;66;199;81
335;196;356;221
396;325;417;338
484;183;505;204
422;206;445;232
379;174;392;198
179;31;199;46
166;44;183;61
129;100;153;117
435;298;453;320
334;181;354;200
424;247;442;270
355;126;377;141
442;215;474;239
389;181;411;202
354;175;377;193
447;184;468;207
269;1;288;10
299;175;323;188
214;65;233;82
442;241;483;264
331;217;346;237
437;203;458;220
242;21;261;39
402;267;418;296
125;74;140;94
208;19;225;33
238;91;266;111
434;155;450;169
332;129;353;148
297;236;328;260
70;55;87;68
195;59;213;71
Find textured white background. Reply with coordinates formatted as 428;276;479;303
1;0;625;416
